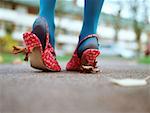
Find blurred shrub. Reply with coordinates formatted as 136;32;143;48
1;34;18;52
0;23;18;53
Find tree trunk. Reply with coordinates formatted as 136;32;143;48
114;29;119;43
133;20;142;55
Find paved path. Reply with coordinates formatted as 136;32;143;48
0;58;150;113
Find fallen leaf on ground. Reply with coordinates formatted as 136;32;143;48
107;76;150;87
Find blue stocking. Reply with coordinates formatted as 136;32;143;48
77;0;104;56
32;0;56;48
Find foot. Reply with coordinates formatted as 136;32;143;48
32;17;48;50
77;37;99;58
13;17;61;71
66;34;100;73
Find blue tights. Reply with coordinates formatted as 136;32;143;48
33;0;56;48
78;0;104;56
32;0;104;54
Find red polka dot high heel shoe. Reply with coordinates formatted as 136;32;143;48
13;30;61;72
66;34;101;73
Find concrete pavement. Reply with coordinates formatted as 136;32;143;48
0;58;150;113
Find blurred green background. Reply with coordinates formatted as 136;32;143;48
0;0;150;64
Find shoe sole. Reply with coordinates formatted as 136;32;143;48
30;47;54;71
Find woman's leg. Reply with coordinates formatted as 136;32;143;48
77;0;104;56
32;0;56;48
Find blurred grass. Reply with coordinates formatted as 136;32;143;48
0;52;71;64
0;53;24;64
138;56;150;64
57;55;71;62
1;52;150;64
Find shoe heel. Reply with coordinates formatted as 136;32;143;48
23;32;42;52
80;49;100;73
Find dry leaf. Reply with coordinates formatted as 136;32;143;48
107;76;150;87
